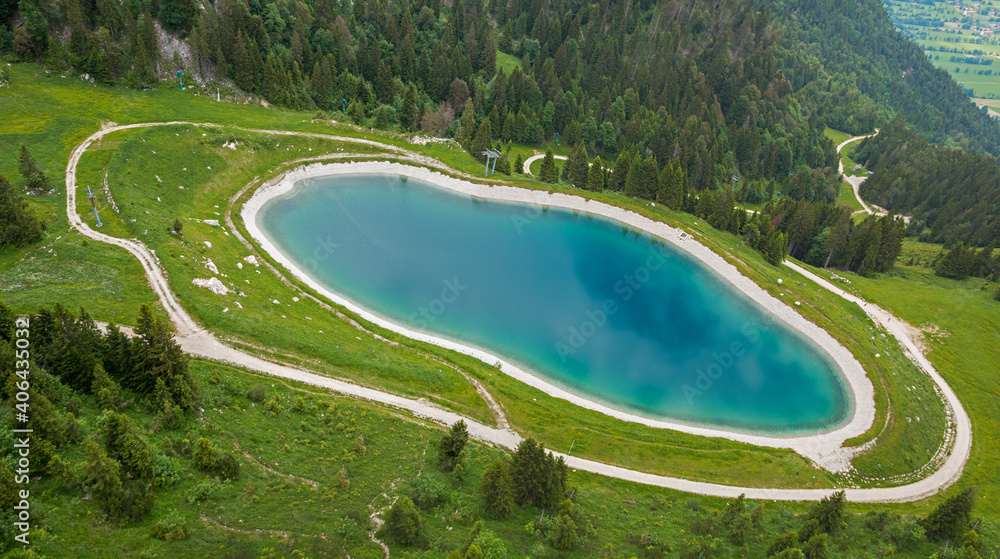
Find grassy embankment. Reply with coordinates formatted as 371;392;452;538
25;358;987;558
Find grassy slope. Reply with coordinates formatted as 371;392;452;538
842;247;1000;516
0;64;987;513
26;359;978;559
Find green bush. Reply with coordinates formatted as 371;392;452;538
153;455;180;488
246;384;267;403
150;509;189;541
409;475;449;510
187;477;225;504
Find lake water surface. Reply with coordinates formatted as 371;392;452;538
257;174;851;434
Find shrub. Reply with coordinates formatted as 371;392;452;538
215;454;240;481
151;509;189;541
153;455;180;488
246;384;267;403
550;515;578;551
409;476;448;510
187;477;224;504
193;438;217;471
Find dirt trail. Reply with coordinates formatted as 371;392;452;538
66;122;971;503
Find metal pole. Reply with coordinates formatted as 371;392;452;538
87;187;102;227
491;155;498;175
484;156;491;176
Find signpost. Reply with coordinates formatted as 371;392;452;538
177;70;183;90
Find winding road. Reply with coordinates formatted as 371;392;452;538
523;152;567;175
837;132;878;215
66;122;970;502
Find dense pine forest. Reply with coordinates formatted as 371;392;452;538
4;0;1000;255
771;0;1000;156
856;117;1000;248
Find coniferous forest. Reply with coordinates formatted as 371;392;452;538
856;117;1000;248
5;0;1000;273
3;0;998;191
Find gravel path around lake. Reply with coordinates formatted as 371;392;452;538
66;122;970;502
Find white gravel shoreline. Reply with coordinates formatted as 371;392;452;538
241;161;876;472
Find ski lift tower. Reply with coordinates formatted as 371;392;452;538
482;149;502;176
86;186;102;227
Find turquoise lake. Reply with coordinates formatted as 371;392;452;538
257;174;851;434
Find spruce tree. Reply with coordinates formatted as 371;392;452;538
586;155;604;191
231;32;254;92
400;85;418;132
439;420;469;472
510;437;566;509
658;159;684;209
567;141;589;189
0;175;45;248
456;99;476;148
539;148;559;183
383;496;423;545
806;490;847;534
92;363;121;410
479;458;515;519
610;151;630;191
936;242;974;280
349;100;366;125
921;488;975;542
551;515;578;551
624;155;643;197
640;155;658;199
85;441;122;506
513;153;524;174
471;117;493;159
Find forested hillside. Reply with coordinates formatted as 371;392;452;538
771;0;1000;156
4;0;1000;257
855;117;1000;248
4;0;1000;185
